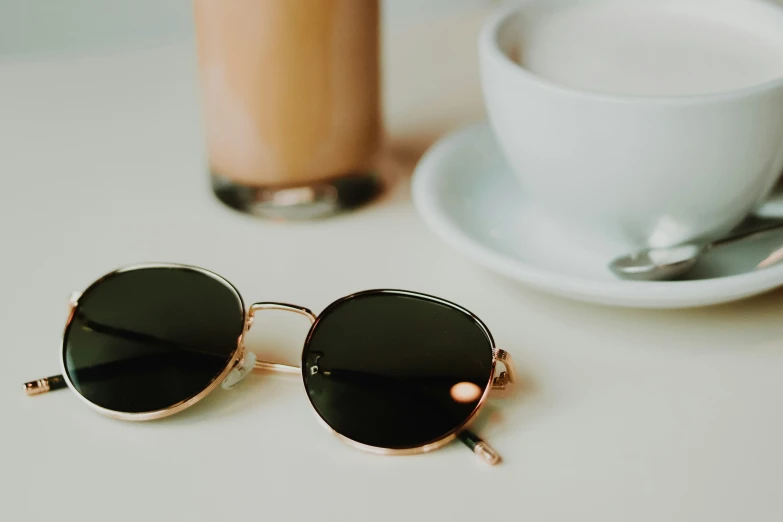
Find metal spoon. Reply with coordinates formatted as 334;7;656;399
610;221;783;281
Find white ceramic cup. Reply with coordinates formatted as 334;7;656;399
479;0;783;250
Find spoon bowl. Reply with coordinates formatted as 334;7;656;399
610;244;702;281
609;221;783;281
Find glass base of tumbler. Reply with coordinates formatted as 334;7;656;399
211;171;382;220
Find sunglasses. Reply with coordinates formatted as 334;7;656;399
23;264;515;464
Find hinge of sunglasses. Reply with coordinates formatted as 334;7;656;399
22;292;83;395
492;349;515;390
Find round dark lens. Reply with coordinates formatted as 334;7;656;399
302;292;494;449
63;266;244;414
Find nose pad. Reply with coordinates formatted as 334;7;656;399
221;351;257;389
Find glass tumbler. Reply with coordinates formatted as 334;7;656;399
194;0;382;219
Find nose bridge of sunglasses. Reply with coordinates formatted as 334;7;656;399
240;302;316;376
247;302;316;324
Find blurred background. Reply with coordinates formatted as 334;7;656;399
0;0;512;173
0;0;504;56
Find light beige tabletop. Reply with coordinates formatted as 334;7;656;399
2;3;782;521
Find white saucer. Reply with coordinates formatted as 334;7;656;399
412;123;783;308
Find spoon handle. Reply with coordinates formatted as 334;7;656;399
708;220;783;250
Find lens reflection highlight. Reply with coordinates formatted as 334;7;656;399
450;382;482;403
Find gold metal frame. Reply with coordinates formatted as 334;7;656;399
23;263;515;464
297;289;514;463
54;264;246;421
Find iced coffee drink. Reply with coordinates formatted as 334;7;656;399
194;0;381;218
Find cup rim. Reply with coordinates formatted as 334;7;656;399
480;0;783;105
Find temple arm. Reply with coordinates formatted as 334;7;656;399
22;375;68;395
458;431;501;465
